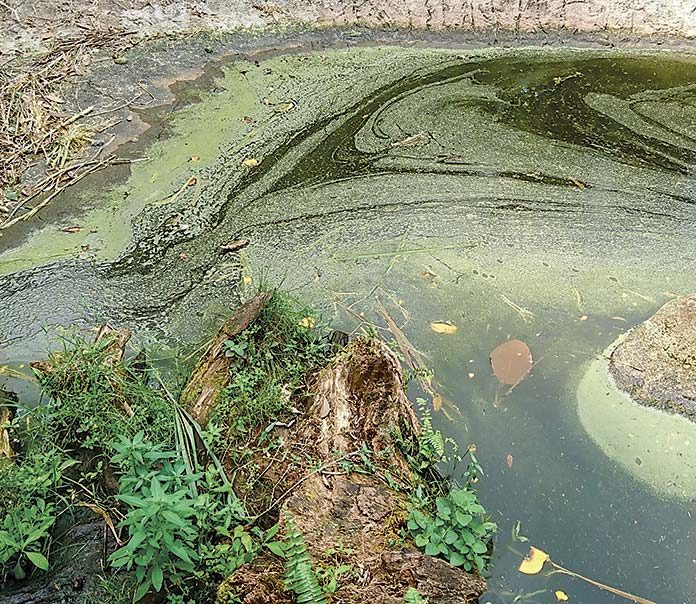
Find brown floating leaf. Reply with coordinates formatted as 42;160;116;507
391;131;429;148
506;453;514;469
490;339;533;386
432;393;443;412
61;225;82;233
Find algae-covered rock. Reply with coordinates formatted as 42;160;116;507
609;294;696;420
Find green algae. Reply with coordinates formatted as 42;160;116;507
578;344;696;500
1;42;696;604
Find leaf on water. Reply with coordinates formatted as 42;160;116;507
391;131;429;148
242;157;260;168
506;453;513;469
432;393;443;412
555;590;569;602
518;546;549;575
220;238;249;253
275;101;295;113
490;339;533;386
242;275;253;286
61;225;82;233
186;176;197;186
430;321;457;335
190;155;201;162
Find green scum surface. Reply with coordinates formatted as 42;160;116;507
1;44;696;603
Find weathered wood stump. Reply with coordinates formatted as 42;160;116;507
212;337;486;603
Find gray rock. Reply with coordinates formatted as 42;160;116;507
609;294;696;420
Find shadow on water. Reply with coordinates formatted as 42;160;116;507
1;44;696;602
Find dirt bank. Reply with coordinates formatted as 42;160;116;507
2;0;695;55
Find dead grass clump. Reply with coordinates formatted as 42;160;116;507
0;31;132;227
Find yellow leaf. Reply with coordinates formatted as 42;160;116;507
555;590;569;602
242;275;252;286
276;101;295;113
242;157;260;168
299;317;316;329
518;546;549;575
432;393;442;411
430;321;457;335
190;155;201;162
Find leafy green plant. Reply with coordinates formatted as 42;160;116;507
0;500;54;579
195;468;256;580
0;438;72;581
212;292;330;438
283;517;327;604
407;487;496;573
109;433;200;601
403;587;429;603
316;562;353;595
35;332;174;455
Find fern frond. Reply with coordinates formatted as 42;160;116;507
283;517;327;604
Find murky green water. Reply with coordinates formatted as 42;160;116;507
1;44;696;603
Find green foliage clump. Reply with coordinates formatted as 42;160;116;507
37;333;175;454
398;400;496;575
108;432;201;601
403;587;429;603
0;414;72;582
407;487;496;573
214;292;330;437
0;499;53;580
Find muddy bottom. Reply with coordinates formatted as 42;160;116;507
1;40;696;603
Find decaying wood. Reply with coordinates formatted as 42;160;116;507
94;324;131;368
224;338;486;603
0;401;14;459
180;291;272;426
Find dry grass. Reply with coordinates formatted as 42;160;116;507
0;30;136;227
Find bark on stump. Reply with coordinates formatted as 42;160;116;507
217;337;486;603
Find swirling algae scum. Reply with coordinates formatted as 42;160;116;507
1;43;696;602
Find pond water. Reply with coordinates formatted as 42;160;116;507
1;43;696;603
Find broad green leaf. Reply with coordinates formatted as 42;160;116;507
151;565;164;591
449;552;466;567
134;580;150;601
266;541;286;557
26;551;49;570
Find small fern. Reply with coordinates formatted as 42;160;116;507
415;398;449;469
283;517;327;604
